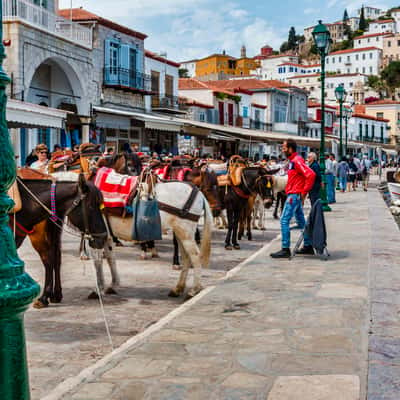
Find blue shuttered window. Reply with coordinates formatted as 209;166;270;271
104;39;145;89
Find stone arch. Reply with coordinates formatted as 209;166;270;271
25;56;89;115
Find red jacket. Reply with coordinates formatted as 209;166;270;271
285;152;316;195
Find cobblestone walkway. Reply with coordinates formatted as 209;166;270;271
45;185;399;400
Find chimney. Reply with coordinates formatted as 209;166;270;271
241;45;247;58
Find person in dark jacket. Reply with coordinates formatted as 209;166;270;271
122;142;142;176
307;152;322;206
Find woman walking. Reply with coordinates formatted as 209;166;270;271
337;156;349;193
347;157;358;192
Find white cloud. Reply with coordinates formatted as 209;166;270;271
59;0;286;61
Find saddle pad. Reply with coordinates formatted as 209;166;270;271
94;167;138;208
229;166;244;186
7;181;22;213
217;174;231;187
208;163;228;176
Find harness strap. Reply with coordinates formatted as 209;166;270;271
9;215;35;236
158;202;200;222
50;183;58;222
182;185;199;216
232;185;251;199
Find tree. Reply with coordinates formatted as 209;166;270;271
179;68;190;78
288;27;297;50
381;61;400;97
343;9;349;22
280;41;290;53
359;6;368;32
367;75;388;99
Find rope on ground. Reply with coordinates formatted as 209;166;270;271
80;257;114;351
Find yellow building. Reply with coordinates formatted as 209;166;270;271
195;52;259;81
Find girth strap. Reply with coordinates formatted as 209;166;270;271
50;183;58;222
158;185;201;222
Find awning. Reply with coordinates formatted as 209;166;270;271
6;99;69;129
93;106;183;133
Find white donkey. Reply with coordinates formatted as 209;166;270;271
91;180;213;299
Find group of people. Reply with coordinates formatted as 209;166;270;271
336;155;371;193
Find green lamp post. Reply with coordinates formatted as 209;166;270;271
0;4;40;400
334;84;347;158
312;20;332;212
344;106;352;156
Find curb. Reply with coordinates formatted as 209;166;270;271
41;234;281;400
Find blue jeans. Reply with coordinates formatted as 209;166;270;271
326;174;336;203
281;194;311;249
339;176;347;191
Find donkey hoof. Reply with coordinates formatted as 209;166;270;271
168;289;181;298
233;244;241;250
260;227;266;231
33;299;49;309
50;295;63;304
80;255;90;261
88;291;100;300
225;245;233;250
105;287;117;295
172;265;182;271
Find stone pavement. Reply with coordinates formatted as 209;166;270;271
45;183;399;400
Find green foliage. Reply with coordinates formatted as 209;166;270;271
359;6;368;32
178;68;190;78
381;61;400;90
288;27;297;50
343;9;349;21
280;41;290;53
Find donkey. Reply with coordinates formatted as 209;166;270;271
13;173;109;308
221;168;274;250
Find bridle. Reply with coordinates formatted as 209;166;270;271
65;186;108;242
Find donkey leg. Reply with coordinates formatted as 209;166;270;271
88;249;105;299
232;210;241;250
140;242;147;260
172;233;181;270
247;214;252;241
225;208;234;250
104;239;120;295
169;236;189;297
180;237;203;299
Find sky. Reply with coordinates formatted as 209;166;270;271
59;0;396;61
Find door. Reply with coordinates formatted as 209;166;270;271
219;102;225;125
228;103;234;126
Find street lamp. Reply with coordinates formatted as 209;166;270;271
312;20;332;212
344;106;352;156
335;84;347;158
0;4;40;400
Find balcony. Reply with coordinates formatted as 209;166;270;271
151;94;188;114
3;0;93;49
104;68;151;93
250;119;272;131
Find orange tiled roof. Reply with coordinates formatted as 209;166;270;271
352;113;389;122
371;19;394;24
329;46;381;55
58;8;147;39
354;32;393;40
365;99;400;105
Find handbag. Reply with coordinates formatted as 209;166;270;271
131;172;162;242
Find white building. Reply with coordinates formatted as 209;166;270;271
276;63;321;82
353;32;393;49
251;54;299;80
348;17;360;32
358;6;384;20
326;47;382;76
179;59;197;78
367;19;396;35
145;51;180;113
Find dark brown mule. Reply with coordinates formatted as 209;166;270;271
12;172;107;308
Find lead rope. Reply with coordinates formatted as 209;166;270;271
80;256;114;351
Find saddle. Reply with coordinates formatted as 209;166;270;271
229;156;246;186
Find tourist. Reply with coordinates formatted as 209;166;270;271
348;157;358;191
25;149;38;167
360;155;372;191
30;143;49;173
337;156;349;192
353;155;362;188
307;152;321;206
325;153;336;204
270;139;315;259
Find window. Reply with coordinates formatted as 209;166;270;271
199;112;205;122
350;82;353;87
243;106;248;118
398;112;400;121
347;68;350;73
362;67;366;73
377;112;384;119
356;67;359;73
339;57;342;62
372;125;375;138
362;53;366;60
368;38;370;43
358;40;361;44
332;57;335;63
326;58;329;64
369;53;373;59
370;66;373;73
356;54;359;60
365;124;369;138
359;123;362;138
398;40;400;46
165;74;173;97
381;126;384;141
388;41;392;47
347;55;350;62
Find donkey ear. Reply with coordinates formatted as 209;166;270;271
78;173;89;193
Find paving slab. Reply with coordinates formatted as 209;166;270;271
42;181;400;400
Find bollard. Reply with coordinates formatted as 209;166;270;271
0;5;40;399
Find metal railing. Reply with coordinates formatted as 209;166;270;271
250;118;272;131
104;67;151;92
152;94;187;111
3;0;93;49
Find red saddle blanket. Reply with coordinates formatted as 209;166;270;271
94;167;138;208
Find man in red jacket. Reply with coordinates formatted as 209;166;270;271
271;139;316;258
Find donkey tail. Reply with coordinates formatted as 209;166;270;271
200;195;213;268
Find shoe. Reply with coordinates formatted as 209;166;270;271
295;245;314;255
270;248;291;258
